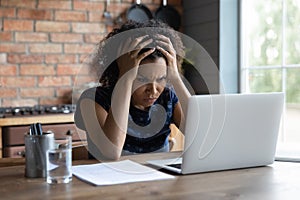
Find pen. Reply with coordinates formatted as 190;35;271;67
30;124;37;135
29;125;33;135
36;123;43;135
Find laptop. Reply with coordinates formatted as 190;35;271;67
147;93;284;174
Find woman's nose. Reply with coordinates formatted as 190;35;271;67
146;83;158;94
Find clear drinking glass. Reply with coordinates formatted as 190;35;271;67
46;134;72;184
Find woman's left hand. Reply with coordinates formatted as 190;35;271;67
155;34;180;81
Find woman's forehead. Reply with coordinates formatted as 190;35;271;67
138;58;167;76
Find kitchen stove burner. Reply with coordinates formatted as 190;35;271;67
0;104;76;118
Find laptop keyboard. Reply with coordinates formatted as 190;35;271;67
167;163;182;169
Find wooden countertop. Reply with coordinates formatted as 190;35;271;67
0;113;76;158
0;113;74;126
0;152;300;199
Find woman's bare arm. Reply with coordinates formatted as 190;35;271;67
156;35;191;132
80;74;136;160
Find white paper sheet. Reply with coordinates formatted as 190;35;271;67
72;160;175;186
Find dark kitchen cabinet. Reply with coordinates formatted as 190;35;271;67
182;0;239;94
182;0;220;94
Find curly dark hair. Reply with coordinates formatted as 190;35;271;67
89;20;185;88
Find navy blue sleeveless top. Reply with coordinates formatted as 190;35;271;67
74;86;178;153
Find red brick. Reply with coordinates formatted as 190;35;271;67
79;54;91;63
137;0;152;3
17;9;53;20
38;0;71;10
0;32;13;42
57;64;85;75
77;64;90;75
79;53;96;64
20;88;55;98
73;75;97;85
0;53;7;63
38;76;71;87
39;97;69;105
3;19;33;31
0;44;26;53
50;33;83;43
64;44;95;54
84;34;104;43
45;54;77;64
2;77;36;87
15;32;49;42
36;21;70;32
29;44;62;53
2;99;38;107
88;12;103;22
55;11;87;22
107;3;128;13
72;22;105;33
20;64;55;75
1;0;36;8
74;1;104;11
0;8;16;18
8;54;44;64
56;88;72;97
0;88;17;98
0;65;17;75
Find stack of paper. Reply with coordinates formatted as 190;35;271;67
72;160;175;186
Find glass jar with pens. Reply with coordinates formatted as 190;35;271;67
24;123;72;184
24;123;54;178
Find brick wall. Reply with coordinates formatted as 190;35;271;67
0;0;182;107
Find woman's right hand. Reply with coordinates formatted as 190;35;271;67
116;35;155;78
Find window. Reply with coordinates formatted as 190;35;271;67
240;0;300;149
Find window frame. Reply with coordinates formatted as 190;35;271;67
239;0;300;146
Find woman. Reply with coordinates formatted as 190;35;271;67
75;20;191;160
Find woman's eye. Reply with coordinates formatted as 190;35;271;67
156;76;166;83
137;77;148;83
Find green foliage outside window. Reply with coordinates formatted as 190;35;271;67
246;0;300;103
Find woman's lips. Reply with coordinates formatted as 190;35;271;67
144;98;157;104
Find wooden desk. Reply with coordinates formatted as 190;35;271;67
0;152;300;199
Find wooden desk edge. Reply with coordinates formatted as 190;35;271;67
0;151;182;168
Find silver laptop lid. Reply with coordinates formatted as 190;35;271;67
182;93;284;174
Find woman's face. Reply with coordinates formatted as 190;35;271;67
131;57;167;110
